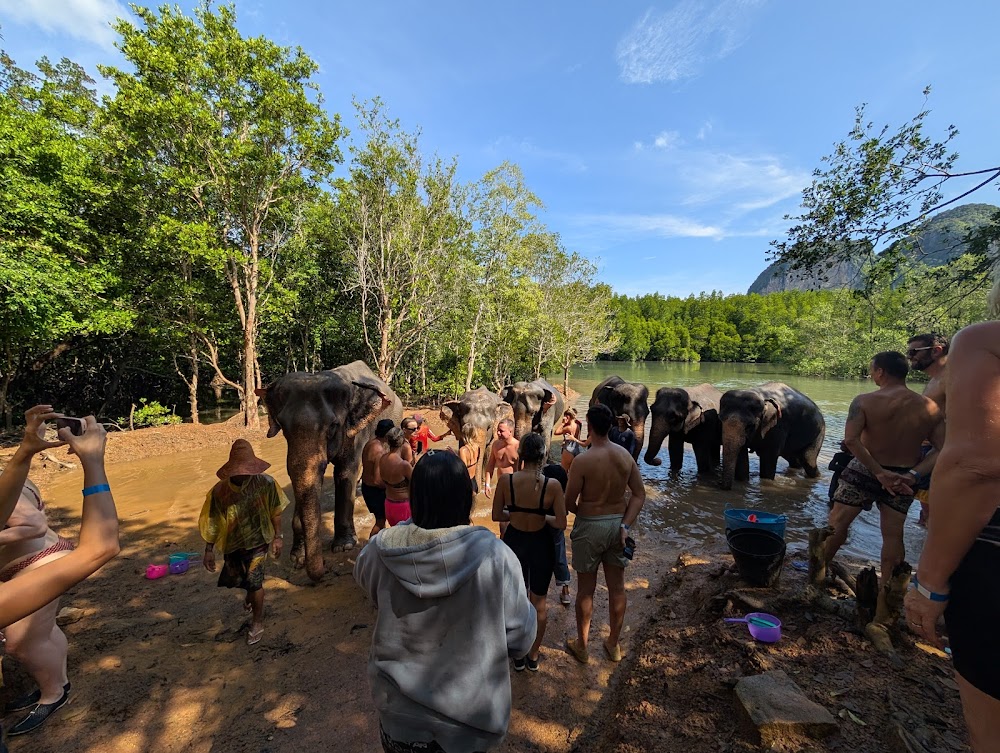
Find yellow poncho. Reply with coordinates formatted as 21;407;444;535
199;475;290;555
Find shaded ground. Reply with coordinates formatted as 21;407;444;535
573;550;969;753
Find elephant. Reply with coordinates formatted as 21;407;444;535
719;381;825;490
644;383;722;473
256;361;402;581
589;376;649;461
500;379;564;458
439;387;513;490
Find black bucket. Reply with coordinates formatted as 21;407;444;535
727;528;786;587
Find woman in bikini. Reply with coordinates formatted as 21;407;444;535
492;432;567;671
554;407;586;472
457;425;482;495
379;428;413;526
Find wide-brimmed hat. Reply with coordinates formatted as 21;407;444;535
217;439;271;479
617;414;630;423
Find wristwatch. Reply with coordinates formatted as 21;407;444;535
911;575;949;602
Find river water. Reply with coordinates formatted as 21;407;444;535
560;361;928;563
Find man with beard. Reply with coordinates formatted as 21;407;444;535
907;333;949;525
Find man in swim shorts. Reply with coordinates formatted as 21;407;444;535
563;404;645;665
826;351;944;588
361;419;395;538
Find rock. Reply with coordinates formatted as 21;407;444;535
735;670;838;746
56;607;85;626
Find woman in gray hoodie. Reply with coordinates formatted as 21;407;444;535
354;450;537;753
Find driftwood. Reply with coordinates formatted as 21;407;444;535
39;451;75;470
863;561;912;657
807;526;834;584
829;561;857;596
856;566;879;627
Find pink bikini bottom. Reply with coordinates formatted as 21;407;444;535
384;500;412;527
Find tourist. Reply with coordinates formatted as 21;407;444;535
492;433;567;671
361;419;395;538
825;352;944;589
354;450;536;752
403;414;449;460
564;404;646;664
0;479;74;735
483;419;518;499
455;424;483;495
200;439;289;646
0;407;120;753
907;332;949;526
608;413;637;457
905;279;1000;752
378;428;413;526
542;463;573;606
553;408;585;472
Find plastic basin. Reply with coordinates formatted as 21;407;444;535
724;508;787;539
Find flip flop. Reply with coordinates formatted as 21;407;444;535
565;637;589;664
603;641;623;663
247;627;264;646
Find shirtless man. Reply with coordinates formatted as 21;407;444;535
907;333;949;525
825;351;944;587
360;419;394;538
483;419;518;499
563;404;646;665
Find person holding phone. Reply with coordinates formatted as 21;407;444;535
0;406;120;750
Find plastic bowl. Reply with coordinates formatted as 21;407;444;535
168;559;190;575
746;612;782;643
146;564;169;580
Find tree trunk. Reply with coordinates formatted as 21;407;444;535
188;334;200;425
563;363;569;397
465;299;485;392
0;369;12;433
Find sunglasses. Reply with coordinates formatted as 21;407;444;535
403;425;417;431
906;346;933;356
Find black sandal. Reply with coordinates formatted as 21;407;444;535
3;688;40;713
7;683;70;736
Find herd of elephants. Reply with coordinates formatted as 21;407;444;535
256;361;827;582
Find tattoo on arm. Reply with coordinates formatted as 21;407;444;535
846;398;862;422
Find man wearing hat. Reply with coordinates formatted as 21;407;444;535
608;414;637;458
200;439;290;646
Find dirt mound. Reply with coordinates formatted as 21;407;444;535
573;549;968;753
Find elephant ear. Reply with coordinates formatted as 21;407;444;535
440;400;460;421
500;385;515;403
760;398;782;437
255;383;283;438
541;388;556;412
495;401;514;424
684;401;704;433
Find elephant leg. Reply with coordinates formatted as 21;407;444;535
290;501;306;569
331;460;360;552
801;432;825;478
693;442;712;474
667;433;685;472
759;451;779;480
736;448;750;482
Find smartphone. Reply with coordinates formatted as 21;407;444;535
623;536;636;561
55;417;86;436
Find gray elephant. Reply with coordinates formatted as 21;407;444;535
439;387;513;490
644;383;722;473
589;376;649;461
719;381;825;490
256;361;402;580
500;379;564;457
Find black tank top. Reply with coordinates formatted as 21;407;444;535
506;475;550;516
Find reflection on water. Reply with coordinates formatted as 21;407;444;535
560;362;928;563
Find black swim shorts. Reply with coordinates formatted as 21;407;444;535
361;483;387;520
501;525;554;597
945;509;1000;700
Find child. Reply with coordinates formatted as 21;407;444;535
200;440;289;646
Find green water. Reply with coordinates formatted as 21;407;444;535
560;361;926;563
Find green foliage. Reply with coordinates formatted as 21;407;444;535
120;398;182;428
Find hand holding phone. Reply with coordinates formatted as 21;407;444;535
55;417;87;436
623;536;636;561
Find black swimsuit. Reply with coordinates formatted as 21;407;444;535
501;476;555;596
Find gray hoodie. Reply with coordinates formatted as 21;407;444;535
354;523;536;753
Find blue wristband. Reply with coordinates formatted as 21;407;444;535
911;575;949;602
82;483;111;497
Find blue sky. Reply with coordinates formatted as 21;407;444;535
3;1;999;296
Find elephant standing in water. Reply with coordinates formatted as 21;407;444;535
644;383;722;473
719;381;825;490
257;361;402;580
590;376;649;461
439;387;513;490
501;379;564;458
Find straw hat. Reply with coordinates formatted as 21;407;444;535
216;439;271;479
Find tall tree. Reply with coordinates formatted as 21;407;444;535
100;3;343;426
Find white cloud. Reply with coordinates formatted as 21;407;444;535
678;151;808;211
616;0;767;84
573;212;726;240
0;0;129;49
634;128;681;151
697;119;714;140
488;137;587;174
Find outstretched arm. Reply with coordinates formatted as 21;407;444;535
0;405;64;527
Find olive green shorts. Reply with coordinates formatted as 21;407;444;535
570;514;628;573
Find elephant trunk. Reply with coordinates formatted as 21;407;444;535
513;415;533;441
644;414;670;466
630;418;646;462
288;443;327;582
720;418;745;491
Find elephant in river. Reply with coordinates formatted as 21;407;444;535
719;381;825;490
256;361;402;580
501;379;564;458
590;376;649;461
644;383;722;474
439;387;513;490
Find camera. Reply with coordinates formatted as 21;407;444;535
623;536;636;561
55;417;86;436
